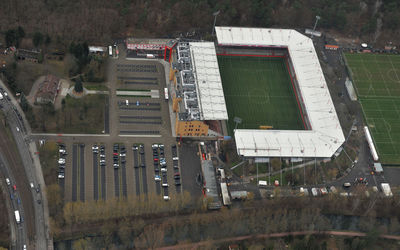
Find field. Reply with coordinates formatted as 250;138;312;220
217;55;304;135
345;53;400;164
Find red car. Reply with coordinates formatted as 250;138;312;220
13;185;16;191
113;152;118;156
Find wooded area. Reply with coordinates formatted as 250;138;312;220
0;0;399;46
51;193;400;249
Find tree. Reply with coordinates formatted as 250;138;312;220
74;79;83;93
20;94;29;111
17;26;25;39
44;34;51;46
33;32;44;47
5;29;16;47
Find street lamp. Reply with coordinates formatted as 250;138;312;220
311;15;321;39
211;10;220;36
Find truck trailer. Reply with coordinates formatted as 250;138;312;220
14;210;20;224
381;183;393;197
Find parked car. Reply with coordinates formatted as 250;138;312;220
5;178;10;185
154;175;161;181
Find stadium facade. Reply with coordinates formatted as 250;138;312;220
169;42;228;137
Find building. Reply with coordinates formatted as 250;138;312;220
325;44;339;50
35;75;60;104
126;38;177;61
88;46;108;55
215;26;345;159
169;42;228;137
17;49;41;62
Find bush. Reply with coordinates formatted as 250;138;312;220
74;78;83;93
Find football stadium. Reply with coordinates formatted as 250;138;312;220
215;27;345;159
167;26;344;160
345;53;400;164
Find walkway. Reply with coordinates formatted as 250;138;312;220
156;230;400;250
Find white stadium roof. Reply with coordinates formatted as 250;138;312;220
215;26;345;158
189;42;228;120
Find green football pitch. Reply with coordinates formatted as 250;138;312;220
345;53;400;164
217;55;304;135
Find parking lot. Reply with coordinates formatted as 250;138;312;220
50;46;195;202
59;140;183;202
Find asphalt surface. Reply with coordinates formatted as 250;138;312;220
93;151;98;200
179;142;203;197
101;164;106;200
72;144;78;202
26;48;200;206
114;169;119;197
79;144;85;202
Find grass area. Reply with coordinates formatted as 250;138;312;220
217;55;304;135
15;58;68;95
345;53;400;164
38;141;59;185
84;83;108;91
31;94;107;134
116;89;150;92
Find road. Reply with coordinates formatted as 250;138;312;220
0;80;52;250
0;151;28;249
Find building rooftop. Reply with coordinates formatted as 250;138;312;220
215;26;345;158
35;75;60;103
173;42;228;121
126;38;177;50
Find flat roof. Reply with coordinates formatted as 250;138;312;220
216;26;345;158
189;42;228;120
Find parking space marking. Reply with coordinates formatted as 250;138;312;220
140;147;148;195
120;121;162;125
72;144;78;202
114;169;119;197
122;165;127;197
101;164;106;200
119;131;160;135
93;152;98;200
79;144;85;202
119;134;162;138
119;107;161;111
133;148;141;196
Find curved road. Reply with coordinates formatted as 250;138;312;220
0;151;28;249
0;80;52;250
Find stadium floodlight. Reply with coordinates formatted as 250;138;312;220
211;10;221;36
311;15;321;39
234;116;242;130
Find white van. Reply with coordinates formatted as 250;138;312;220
108;46;112;56
258;180;267;187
